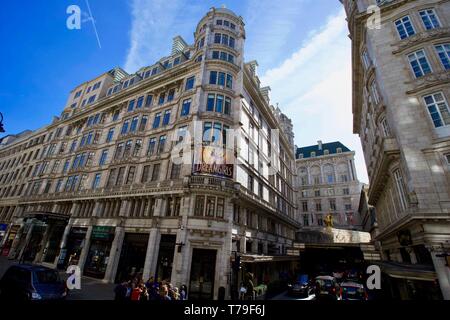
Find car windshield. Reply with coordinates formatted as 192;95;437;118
35;270;60;284
342;285;365;299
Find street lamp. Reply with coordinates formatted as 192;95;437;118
0;112;5;133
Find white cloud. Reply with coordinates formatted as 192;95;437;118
261;9;369;183
124;0;200;73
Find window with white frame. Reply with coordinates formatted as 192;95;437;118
423;92;450;128
380;117;390;137
435;44;450;70
362;49;371;69
419;9;441;30
408;50;432;78
370;80;381;104
395;16;416;39
393;169;407;211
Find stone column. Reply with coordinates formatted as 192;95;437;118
34;224;54;263
53;221;73;266
77;225;93;272
142;227;161;281
17;223;34;261
428;245;450;300
103;226;125;283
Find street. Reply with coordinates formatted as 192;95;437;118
0;256;115;300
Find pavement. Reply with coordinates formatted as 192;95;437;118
0;256;115;300
271;290;316;301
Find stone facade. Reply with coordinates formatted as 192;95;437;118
295;141;362;230
342;0;450;299
0;7;299;299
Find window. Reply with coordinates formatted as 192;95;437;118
195;196;205;216
170;163;182;179
114;143;124;160
133;139;142;157
130;116;139;132
176;126;188;145
408;50;432;78
106;128;115;142
158;135;166;154
423;92;450;128
206;196;216;217
153;113;161;129
147;137;156;156
99;150;108;166
123;140;133;158
136;96;144;109
395;16;415;39
302;201;308;212
145;95;153;107
362;49;371;69
158;93;165;105
139;115;148;131
393;169;407;211
435;44;450;70
151;164;160;181
125;166;136;185
181;99;191;116
370;81;381;104
419;9;440;30
343;188;350;195
116;167;126;186
127;100;135;112
315;202;322;212
121;119;130;135
185;76;195;91
209;71;217;85
329;199;337;211
74;90;82;98
216;198;224;218
112;110;120;121
248;175;254;193
303;214;309;226
173;57;180;66
141;165;151;183
445;154;450;166
92;173;102;189
314;190;321;197
167;89;175;102
162;110;171;126
380;118;390;137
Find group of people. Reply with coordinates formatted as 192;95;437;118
114;277;187;301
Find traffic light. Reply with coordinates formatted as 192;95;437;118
232;255;241;272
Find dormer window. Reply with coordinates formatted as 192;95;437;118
337;148;342;153
298;153;304;159
311;152;316;157
324;150;329;155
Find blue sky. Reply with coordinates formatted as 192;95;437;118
0;0;368;182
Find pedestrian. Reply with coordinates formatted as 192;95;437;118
158;284;171;300
140;285;149;302
180;285;188;300
114;281;128;301
131;283;143;301
172;287;180;300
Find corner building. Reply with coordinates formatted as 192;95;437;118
342;0;450;299
0;8;299;299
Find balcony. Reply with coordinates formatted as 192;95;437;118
392;27;450;55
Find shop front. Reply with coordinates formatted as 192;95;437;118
155;234;176;282
189;249;217;300
115;232;149;283
41;224;67;264
84;226;115;279
57;227;88;270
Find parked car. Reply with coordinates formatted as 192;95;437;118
340;281;368;301
288;275;314;298
0;264;67;301
314;276;340;300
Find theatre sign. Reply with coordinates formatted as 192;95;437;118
193;145;234;179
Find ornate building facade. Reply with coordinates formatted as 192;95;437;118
0;7;299;299
296;141;362;230
342;0;450;299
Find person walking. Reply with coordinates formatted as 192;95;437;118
158;285;171;301
180;285;188;300
114;281;128;301
131;283;143;301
